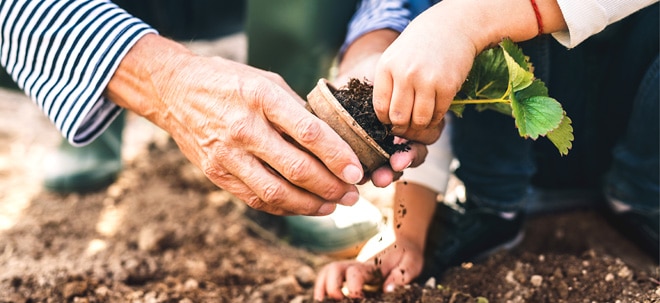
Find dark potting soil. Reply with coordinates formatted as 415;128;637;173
332;78;410;155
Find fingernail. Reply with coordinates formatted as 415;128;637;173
339;191;359;206
342;164;363;184
404;159;413;170
318;202;336;215
391;126;407;135
385;284;396;293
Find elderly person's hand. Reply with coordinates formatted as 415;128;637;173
106;34;364;216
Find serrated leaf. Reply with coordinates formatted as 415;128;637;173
503;49;534;92
511;94;564;139
460;47;509;100
517;79;549;99
499;38;531;71
547;115;574;155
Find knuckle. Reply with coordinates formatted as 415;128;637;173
260;182;286;205
410;116;430;130
228;117;253;144
243;195;266;210
294;116;322;145
389;113;408;127
282;156;311;184
319;182;344;201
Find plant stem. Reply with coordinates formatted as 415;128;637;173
451;98;511;105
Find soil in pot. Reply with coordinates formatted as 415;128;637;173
331;78;410;155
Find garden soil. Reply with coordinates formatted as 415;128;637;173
0;33;658;303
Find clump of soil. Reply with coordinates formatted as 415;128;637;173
332;78;410;155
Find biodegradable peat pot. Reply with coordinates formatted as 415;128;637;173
306;79;390;173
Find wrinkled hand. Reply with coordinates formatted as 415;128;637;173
108;34;364;216
313;237;424;300
372;3;478;143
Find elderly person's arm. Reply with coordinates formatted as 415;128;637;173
1;0;364;216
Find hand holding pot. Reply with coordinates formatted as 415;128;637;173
107;34;363;216
335;30;431;187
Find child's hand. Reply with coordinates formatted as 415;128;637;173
372;3;478;142
313;237;425;301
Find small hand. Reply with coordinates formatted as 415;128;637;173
313;237;425;300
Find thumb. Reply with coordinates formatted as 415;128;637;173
382;257;421;292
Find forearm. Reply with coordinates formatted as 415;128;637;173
338;29;399;77
392;181;437;249
424;0;566;53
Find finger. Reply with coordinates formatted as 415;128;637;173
389;142;428;171
387;82;414;135
265;97;365;187
210;147;340;216
313;267;331;301
373;64;393;125
382;254;421;292
370;166;396;188
320;263;351;300
410;86;436;130
398;124;443;145
344;266;370;298
244;104;361;206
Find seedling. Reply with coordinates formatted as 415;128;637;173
451;38;573;155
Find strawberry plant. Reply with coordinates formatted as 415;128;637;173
451;38;573;155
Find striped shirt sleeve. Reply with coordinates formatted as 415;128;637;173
0;0;157;146
340;0;414;57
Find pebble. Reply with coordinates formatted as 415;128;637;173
530;275;543;287
605;273;614;282
617;266;631;278
184;278;199;291
95;286;110;297
424;277;436;289
63;281;88;299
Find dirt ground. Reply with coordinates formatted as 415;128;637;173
0;34;659;303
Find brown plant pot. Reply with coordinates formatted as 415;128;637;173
306;79;389;174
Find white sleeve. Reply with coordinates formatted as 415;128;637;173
553;0;658;48
0;0;157;145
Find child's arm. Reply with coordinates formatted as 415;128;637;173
313;181;438;300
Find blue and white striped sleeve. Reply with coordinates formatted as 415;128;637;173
0;0;157;146
339;0;439;57
340;0;414;57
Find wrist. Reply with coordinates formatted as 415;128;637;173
430;0;565;52
339;29;399;74
106;34;194;122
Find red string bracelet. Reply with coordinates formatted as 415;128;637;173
529;0;544;35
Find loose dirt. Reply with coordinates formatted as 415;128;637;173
0;34;658;303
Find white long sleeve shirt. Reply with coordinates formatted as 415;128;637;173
0;0;156;145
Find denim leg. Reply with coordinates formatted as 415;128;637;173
605;55;659;212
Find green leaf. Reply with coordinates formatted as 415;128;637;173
476;102;513;116
511;93;564;139
547;115;574;156
503;48;534;92
460;47;509;100
452;39;574;155
499;38;531;71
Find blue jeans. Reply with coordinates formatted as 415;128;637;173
451;4;659;213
